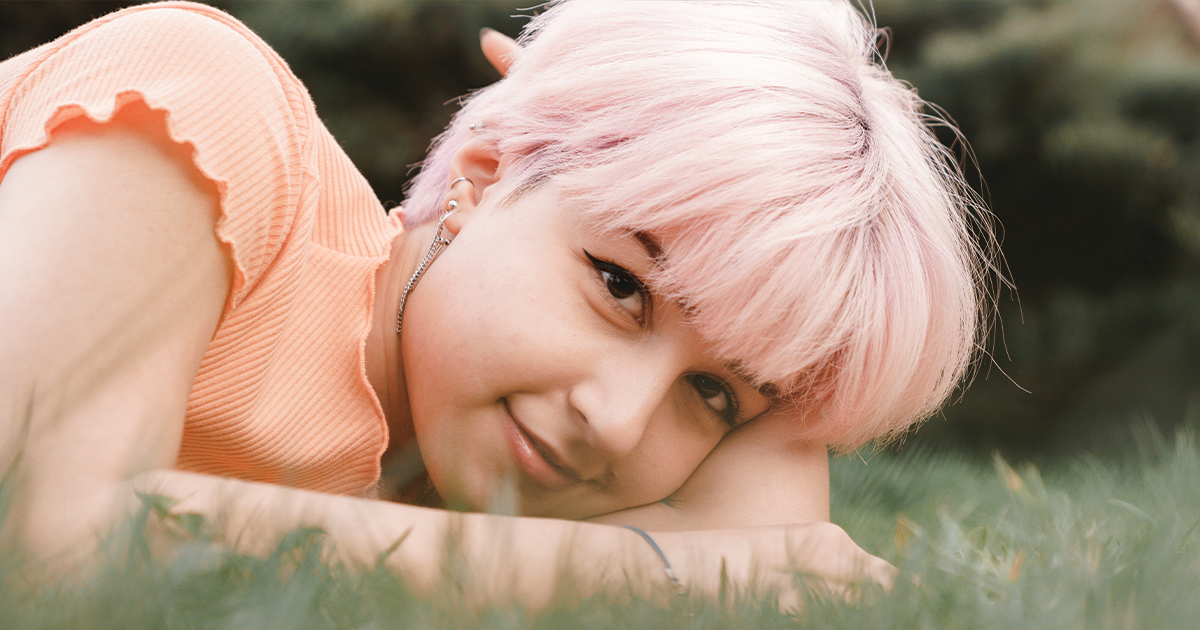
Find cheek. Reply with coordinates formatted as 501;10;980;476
398;253;518;505
431;257;588;371
401;261;491;438
400;243;581;430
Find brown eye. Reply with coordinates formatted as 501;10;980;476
601;269;639;300
584;251;649;326
686;374;739;427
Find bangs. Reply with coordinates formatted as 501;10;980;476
553;95;983;449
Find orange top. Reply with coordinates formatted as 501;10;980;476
0;3;402;497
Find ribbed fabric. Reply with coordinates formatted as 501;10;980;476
0;3;404;497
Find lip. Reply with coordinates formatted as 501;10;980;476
501;400;580;489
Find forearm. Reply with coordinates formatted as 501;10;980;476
134;471;674;607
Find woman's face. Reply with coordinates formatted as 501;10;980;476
401;183;771;520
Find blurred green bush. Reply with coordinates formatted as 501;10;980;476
871;0;1200;459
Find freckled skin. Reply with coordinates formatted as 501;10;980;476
401;183;769;520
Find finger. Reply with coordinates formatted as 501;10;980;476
837;543;897;590
788;522;896;588
782;554;895;612
480;27;519;76
871;556;899;591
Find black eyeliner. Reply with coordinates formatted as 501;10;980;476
583;250;645;288
583;249;652;324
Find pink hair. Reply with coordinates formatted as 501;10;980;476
404;0;997;450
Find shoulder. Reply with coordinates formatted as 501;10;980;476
2;2;320;305
38;2;288;77
4;2;312;150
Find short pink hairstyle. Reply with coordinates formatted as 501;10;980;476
404;0;996;450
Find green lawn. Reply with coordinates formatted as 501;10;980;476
5;424;1199;629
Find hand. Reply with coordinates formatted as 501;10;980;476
656;522;897;610
479;27;519;77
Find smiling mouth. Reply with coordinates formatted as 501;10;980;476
501;399;581;489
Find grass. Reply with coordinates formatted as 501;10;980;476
4;425;1200;629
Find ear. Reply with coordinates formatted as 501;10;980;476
443;136;505;236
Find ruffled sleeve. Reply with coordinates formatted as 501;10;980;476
0;2;313;309
1;3;396;497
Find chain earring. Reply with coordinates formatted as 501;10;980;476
396;179;472;335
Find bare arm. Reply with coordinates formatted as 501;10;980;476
135;469;883;608
0;102;231;564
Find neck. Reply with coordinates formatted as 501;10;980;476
366;216;442;462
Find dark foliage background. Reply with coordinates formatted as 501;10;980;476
3;0;1198;463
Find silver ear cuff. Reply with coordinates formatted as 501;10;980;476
396;207;453;335
395;178;473;336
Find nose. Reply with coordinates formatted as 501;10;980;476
567;349;677;465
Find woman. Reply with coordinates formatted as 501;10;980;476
0;0;989;607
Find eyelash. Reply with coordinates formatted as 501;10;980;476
583;250;651;327
686;373;741;428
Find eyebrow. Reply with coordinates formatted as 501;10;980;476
632;231;664;261
727;362;782;404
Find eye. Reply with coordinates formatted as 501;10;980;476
686;374;740;427
584;250;650;327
